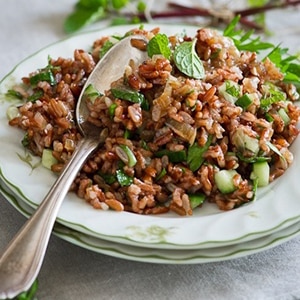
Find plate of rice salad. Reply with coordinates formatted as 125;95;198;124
0;22;300;249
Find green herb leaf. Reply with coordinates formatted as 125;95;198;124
64;6;105;34
173;39;205;79
266;45;300;86
155;149;187;163
187;135;212;172
27;90;44;103
147;33;171;59
116;169;133;186
223;15;273;53
99;40;115;58
29;69;56;86
260;83;286;110
6;89;23;100
111;87;149;110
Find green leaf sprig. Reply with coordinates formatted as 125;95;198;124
224;15;300;89
223;15;273;53
64;0;146;33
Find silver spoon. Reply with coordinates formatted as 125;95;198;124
0;34;148;299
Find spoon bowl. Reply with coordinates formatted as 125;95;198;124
0;34;148;299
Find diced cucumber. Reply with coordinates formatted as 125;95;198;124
232;127;260;155
214;169;239;194
6;105;20;120
278;108;290;125
218;80;241;103
250;161;270;187
83;83;102;104
42;149;58;170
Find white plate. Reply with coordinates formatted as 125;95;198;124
0;24;300;250
1;181;299;264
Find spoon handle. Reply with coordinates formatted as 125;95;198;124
0;137;98;299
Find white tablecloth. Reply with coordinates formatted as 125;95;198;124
1;1;300;299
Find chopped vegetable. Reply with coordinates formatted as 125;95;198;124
214;169;239;194
187;135;213;172
235;93;253;109
189;193;206;209
116;168;133;186
111;87;149;110
156;168;167;181
260;83;286;110
115;144;137;167
83;83;102;104
250;161;270;187
165;118;197;145
278;107;290;125
99;39;115;58
108;103;117;118
155;149;187;163
231;127;260;155
6;105;20;120
42;149;58;170
29;69;56;86
27;90;44;103
218;80;241;103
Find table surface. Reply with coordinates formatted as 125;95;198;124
1;1;300;299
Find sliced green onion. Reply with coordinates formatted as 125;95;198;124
278;107;290;125
108;103;117;118
235;93;253;109
189;193;206;209
116;144;137;167
156;168;167;181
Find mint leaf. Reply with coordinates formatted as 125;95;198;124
187;135;212;172
173;39;205;79
147;33;171;59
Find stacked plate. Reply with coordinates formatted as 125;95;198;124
1;24;300;264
